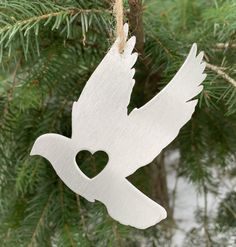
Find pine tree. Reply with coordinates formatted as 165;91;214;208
0;0;235;246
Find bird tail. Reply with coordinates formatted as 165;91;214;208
94;176;167;229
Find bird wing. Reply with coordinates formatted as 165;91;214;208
122;44;206;176
71;24;138;139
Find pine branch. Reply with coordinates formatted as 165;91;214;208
222;200;236;220
64;224;77;247
206;63;236;87
0;1;111;61
1;57;21;120
1;1;236;245
27;191;53;247
0;8;110;34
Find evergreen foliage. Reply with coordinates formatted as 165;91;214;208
0;0;235;246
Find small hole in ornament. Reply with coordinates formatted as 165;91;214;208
75;150;109;178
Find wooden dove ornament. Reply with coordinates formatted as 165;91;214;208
30;24;206;229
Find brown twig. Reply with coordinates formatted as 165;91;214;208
203;185;213;247
171;163;180;218
76;194;91;242
8;58;21;100
214;43;236;49
1;57;21;126
112;222;123;247
127;0;144;54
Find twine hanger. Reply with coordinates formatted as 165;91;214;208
114;0;125;53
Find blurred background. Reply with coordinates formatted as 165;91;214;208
0;0;235;246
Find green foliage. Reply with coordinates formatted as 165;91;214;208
0;0;236;246
216;191;236;229
76;150;109;178
0;0;111;63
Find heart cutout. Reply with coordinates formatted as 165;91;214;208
75;150;109;178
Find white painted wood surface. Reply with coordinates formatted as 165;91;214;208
30;24;206;229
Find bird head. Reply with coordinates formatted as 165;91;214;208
31;134;53;159
30;134;71;163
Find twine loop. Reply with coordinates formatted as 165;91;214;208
114;0;125;53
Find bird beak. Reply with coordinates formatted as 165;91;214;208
30;138;40;156
30;135;48;157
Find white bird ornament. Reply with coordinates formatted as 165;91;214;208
31;24;206;229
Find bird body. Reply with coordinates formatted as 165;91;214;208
31;24;206;229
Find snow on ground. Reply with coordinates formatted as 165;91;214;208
165;150;236;246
